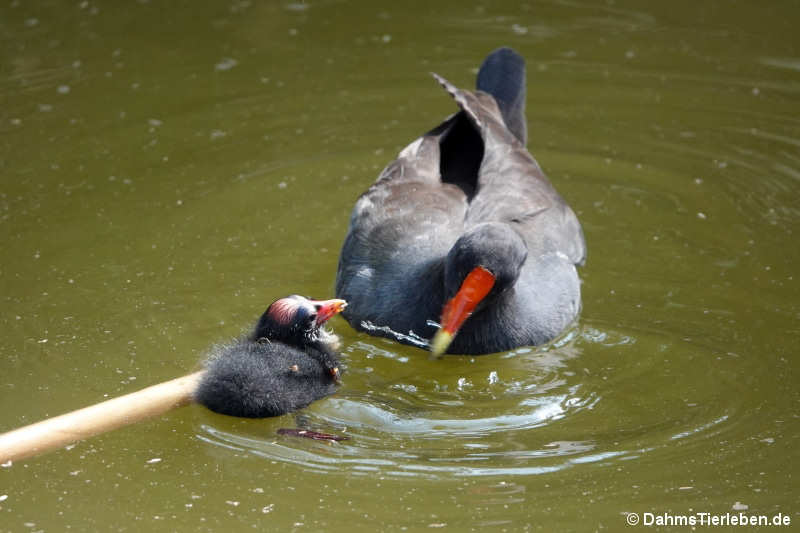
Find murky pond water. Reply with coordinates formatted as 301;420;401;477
2;1;799;531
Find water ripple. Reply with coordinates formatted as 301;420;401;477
195;325;739;479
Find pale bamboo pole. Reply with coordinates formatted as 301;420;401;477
0;371;205;464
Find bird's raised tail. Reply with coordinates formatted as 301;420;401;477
476;47;527;145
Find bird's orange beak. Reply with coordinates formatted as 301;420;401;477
430;267;495;358
312;298;348;326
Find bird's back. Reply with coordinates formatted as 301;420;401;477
195;340;337;418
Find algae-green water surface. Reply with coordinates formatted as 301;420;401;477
1;1;798;531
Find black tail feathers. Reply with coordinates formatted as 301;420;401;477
476;47;527;145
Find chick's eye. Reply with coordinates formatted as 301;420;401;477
293;307;314;327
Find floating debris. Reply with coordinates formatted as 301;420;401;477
277;428;349;442
214;57;238;72
359;320;429;349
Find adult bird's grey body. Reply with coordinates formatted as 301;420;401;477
336;47;586;355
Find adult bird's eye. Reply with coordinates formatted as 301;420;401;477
308;313;318;324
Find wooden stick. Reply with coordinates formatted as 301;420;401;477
0;371;205;464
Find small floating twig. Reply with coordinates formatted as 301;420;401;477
359;320;430;349
277;428;349;442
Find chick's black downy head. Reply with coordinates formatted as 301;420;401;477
252;295;347;350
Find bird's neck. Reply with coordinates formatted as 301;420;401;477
304;342;339;374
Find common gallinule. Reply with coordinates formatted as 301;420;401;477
195;295;347;417
336;47;586;356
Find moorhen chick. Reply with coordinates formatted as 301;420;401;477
195;295;347;417
336;47;586;357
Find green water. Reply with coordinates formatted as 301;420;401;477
2;1;798;531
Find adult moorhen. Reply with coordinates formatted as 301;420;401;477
195;295;347;417
336;47;586;357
